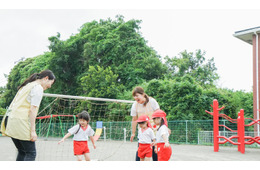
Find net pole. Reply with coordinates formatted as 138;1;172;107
58;116;65;137
39;119;41;137
46;115;53;138
73;115;76;125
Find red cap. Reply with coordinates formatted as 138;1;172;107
136;115;150;123
152;110;166;118
136;115;152;128
152;110;168;127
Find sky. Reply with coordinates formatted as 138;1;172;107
1;1;260;93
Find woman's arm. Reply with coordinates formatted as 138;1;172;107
29;105;38;142
130;116;138;142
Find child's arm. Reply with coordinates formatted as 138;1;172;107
154;145;157;153
151;139;156;146
89;136;96;149
162;134;170;147
58;133;72;144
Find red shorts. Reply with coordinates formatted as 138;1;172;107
73;141;89;155
157;143;172;161
138;143;153;158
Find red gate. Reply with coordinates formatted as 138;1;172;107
205;99;260;154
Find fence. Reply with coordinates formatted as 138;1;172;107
0;115;259;148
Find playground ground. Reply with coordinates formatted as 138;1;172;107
1;136;260;161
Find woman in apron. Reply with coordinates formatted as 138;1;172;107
0;70;55;161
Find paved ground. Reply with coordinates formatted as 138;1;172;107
0;136;259;161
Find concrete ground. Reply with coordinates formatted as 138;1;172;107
0;136;259;161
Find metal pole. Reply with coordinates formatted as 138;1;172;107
110;122;112;140
185;120;188;144
124;128;126;143
103;127;106;142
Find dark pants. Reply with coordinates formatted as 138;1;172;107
11;138;36;161
136;143;158;161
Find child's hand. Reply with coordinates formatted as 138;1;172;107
58;139;64;144
151;142;156;146
164;142;170;148
154;147;157;153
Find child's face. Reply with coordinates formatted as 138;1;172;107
153;117;161;125
138;122;148;129
79;119;88;127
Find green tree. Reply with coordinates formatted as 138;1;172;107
80;65;124;99
165;49;219;87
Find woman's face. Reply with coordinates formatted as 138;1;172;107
42;77;55;90
133;93;145;104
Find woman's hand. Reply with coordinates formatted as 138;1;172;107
154;146;157;153
30;131;37;142
130;133;135;142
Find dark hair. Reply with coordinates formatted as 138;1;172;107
154;117;165;131
132;86;149;106
18;70;56;90
78;110;90;122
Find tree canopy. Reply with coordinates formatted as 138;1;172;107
0;15;253;120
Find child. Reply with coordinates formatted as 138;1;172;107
152;110;172;161
58;110;96;161
136;114;156;161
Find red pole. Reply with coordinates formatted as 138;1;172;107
238;109;245;154
237;111;241;152
213;99;219;152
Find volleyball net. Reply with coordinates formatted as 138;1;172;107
34;93;136;161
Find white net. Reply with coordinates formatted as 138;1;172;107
35;93;137;161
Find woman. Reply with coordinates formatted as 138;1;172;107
0;70;55;161
130;86;160;161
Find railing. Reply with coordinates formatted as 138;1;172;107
206;99;260;154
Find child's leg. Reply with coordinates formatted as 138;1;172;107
140;158;145;161
83;153;90;161
144;157;151;161
76;155;82;161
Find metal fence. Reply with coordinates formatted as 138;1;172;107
1;116;259;148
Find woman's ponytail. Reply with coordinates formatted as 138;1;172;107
17;73;38;90
17;70;55;90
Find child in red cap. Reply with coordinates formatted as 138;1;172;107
152;110;172;161
136;115;156;161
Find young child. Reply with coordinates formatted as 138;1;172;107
152;109;172;161
136;114;156;161
58;110;96;161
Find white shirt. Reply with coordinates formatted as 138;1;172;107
68;124;94;141
156;125;169;143
138;127;155;144
130;97;160;117
26;84;44;107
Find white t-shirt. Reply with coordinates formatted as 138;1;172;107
156;125;169;143
138;127;155;144
130;97;160;117
26;84;44;107
68;124;94;141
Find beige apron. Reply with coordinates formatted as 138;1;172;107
1;82;40;140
